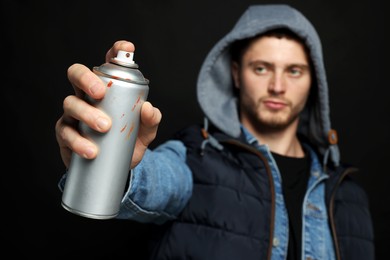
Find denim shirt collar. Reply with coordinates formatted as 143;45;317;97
240;125;259;146
240;125;327;178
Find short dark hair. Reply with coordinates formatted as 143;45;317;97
230;28;308;65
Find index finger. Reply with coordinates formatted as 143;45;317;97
105;40;135;62
67;63;106;100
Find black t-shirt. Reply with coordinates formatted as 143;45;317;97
272;151;310;260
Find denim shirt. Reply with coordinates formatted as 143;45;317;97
242;127;336;260
116;140;193;224
113;127;336;259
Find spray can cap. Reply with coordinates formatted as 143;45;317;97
94;50;148;84
111;50;138;68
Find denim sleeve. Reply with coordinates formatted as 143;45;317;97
116;140;193;224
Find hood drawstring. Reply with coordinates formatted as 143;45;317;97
322;129;340;168
200;117;224;155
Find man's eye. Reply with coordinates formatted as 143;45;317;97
289;68;302;77
255;66;267;74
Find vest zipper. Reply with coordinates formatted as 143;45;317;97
223;139;275;260
328;167;358;260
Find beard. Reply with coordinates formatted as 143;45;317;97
240;96;304;133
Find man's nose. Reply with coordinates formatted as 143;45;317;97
268;72;286;94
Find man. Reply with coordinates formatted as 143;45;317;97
55;4;374;259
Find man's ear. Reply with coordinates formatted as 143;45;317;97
231;62;240;89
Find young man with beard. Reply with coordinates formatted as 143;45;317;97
55;4;374;260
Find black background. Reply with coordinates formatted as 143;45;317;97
2;0;387;258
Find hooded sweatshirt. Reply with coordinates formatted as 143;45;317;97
112;4;374;260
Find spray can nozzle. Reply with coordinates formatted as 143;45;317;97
111;50;137;68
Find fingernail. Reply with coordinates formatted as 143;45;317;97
89;82;101;95
83;146;96;159
97;117;109;130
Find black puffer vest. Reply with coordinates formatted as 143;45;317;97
148;124;374;260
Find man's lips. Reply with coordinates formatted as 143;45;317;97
263;99;288;110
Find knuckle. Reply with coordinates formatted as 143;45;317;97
55;120;68;144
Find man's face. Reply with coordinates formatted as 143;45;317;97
232;36;312;133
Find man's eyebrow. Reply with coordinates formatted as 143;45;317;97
248;60;274;67
287;63;310;70
248;60;309;70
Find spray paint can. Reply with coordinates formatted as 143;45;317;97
61;50;149;219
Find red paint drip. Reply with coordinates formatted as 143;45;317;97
107;81;113;87
131;95;142;111
127;123;134;139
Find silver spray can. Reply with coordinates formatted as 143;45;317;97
61;50;149;219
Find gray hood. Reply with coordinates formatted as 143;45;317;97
196;4;340;166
